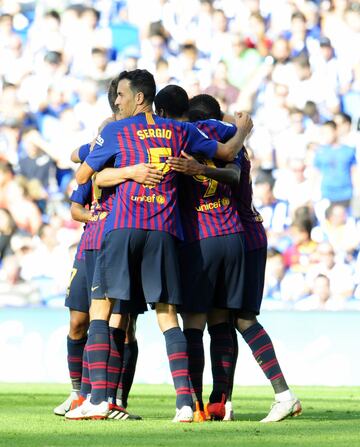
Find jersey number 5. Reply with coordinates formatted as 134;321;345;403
148;147;172;175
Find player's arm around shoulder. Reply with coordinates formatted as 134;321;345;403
166;151;241;186
95;164;163;188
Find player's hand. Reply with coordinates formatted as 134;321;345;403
130;163;163;187
234;112;253;137
166;151;204;176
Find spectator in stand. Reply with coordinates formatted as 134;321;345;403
294;274;337;311
272;108;309;169
282;210;318;272
5;178;42;236
0;161;18;209
253;170;290;247
273;158;316;212
245;12;272;57
287;55;340;119
262;247;306;310
0;208;16;262
317;204;360;257
313;120;357;207
204;8;232;66
223;32;263;91
18;126;54;189
282;11;312;59
306;241;355;302
205;61;240;109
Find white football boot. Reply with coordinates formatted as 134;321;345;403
53;390;80;416
172;405;194;423
260;398;302;423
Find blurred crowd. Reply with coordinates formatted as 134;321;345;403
0;0;359;310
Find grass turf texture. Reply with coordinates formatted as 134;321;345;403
0;385;359;447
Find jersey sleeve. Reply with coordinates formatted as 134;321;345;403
84;123;119;172
78;143;91;162
70;180;92;206
200;119;237;142
182;122;218;158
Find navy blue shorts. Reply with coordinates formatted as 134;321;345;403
65;258;89;313
179;233;245;313
237;246;267;315
92;229;181;306
88;248;147;315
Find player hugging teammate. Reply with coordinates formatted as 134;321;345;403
55;69;301;423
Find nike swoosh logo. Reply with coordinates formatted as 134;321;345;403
91;285;100;292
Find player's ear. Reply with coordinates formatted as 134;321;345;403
135;91;145;105
157;108;165;118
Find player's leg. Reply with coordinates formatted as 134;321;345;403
236;247;301;422
107;312;127;407
108;313;143;421
206;308;233;420
205;233;245;421
178;239;218;422
156;303;194;422
141;230;193;422
182;312;207;422
223;318;238;421
66;297;113;420
117;314;138;409
55;258;89;416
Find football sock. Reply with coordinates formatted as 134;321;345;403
164;327;193;409
275;389;295;402
183;328;205;410
67;336;87;392
87;319;110;405
228;324;238;401
241;322;289;394
117;340;138;408
208;322;234;403
80;346;91;398
107;327;125;404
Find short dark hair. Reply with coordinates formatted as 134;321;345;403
154;85;189;119
107;77;118;113
254;169;275;189
188;94;222;121
335;112;352;125
44;51;62;65
117;69;156;105
323;120;337;130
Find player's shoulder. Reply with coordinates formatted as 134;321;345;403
195;119;235;128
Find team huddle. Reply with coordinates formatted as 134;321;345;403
54;69;302;423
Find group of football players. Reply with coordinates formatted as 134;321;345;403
53;69;302;423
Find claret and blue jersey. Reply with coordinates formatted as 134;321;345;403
69;180;92;260
180;119;243;242
195;119;266;250
83;112;218;239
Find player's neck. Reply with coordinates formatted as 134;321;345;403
134;104;153;116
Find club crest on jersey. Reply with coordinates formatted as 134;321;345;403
96;134;104;146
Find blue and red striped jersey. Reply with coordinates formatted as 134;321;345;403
70;181;92;260
233;148;267;251
84;113;218;239
82;182;116;251
180;119;243;242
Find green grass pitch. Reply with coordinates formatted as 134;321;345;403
1;384;359;447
